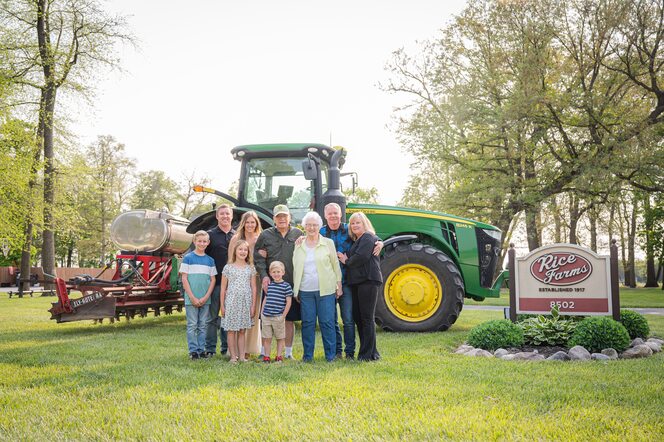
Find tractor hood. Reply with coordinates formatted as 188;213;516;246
345;203;500;232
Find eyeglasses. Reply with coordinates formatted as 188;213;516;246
304;224;319;228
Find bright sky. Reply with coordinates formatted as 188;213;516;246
75;0;467;205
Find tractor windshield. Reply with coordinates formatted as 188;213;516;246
243;157;327;224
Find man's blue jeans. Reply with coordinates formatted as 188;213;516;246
205;285;228;354
186;303;209;354
334;284;355;357
299;290;336;361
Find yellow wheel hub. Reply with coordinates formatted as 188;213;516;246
384;264;442;322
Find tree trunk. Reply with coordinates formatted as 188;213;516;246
569;194;579;245
550;197;562;243
627;195;638;288
588;205;598;252
525;205;541;251
40;86;57;288
643;195;659;287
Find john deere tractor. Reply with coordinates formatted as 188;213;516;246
188;143;505;332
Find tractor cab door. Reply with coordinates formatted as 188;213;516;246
241;156;327;224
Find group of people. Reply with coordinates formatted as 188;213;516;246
179;202;383;363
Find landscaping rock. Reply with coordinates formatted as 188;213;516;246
645;342;661;353
647;338;664;345
455;345;474;354
621;344;653;359
546;351;570;361
493;349;509;358
569;345;592;361
512;352;545;361
465;348;493;357
499;354;516;361
601;348;619;360
591;353;610;361
631;338;645;347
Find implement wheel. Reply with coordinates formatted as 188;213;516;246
376;243;464;332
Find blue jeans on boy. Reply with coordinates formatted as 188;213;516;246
299;290;336;361
334;284;355;357
206;285;228;354
186;303;210;354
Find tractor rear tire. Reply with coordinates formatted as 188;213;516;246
376;243;464;332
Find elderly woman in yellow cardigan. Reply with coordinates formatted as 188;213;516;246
292;211;342;362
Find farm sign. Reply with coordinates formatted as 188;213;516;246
511;244;616;317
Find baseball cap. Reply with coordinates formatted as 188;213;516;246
273;204;290;216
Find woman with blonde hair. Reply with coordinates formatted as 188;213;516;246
339;212;382;361
228;211;263;359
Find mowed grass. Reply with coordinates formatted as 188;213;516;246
465;287;664;308
1;296;663;441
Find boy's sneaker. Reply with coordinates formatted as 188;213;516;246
262;356;271;363
275;356;283;363
189;352;200;360
202;352;214;359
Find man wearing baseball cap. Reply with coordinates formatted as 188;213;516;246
254;204;303;359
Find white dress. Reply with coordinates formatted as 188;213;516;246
221;264;255;331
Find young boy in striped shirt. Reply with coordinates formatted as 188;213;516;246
261;261;293;363
180;230;217;360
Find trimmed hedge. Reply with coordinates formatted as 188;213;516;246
467;320;524;351
568;316;630;353
620;309;650;339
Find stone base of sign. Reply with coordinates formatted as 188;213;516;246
455;337;663;361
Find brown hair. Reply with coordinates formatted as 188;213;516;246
236;211;263;239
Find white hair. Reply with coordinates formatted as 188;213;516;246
302;211;323;228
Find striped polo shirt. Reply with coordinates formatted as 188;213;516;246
263;281;293;316
180;252;217;305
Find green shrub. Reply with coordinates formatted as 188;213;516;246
568;316;630;353
467;320;524;351
619;309;650;339
517;306;577;346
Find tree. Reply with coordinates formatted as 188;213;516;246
384;0;664;253
0;0;132;285
345;186;380;204
129;170;180;213
177;171;216;219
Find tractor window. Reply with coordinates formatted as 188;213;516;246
244;157;316;224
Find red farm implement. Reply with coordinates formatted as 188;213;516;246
49;210;191;323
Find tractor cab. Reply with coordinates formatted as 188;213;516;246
232;143;344;224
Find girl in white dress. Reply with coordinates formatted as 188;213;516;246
220;240;256;363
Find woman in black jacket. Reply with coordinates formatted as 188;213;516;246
339;212;382;361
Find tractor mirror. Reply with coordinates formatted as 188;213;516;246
302;157;318;180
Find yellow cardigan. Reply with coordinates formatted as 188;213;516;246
292;235;342;297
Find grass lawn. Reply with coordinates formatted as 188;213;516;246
465;287;664;308
1;296;663;441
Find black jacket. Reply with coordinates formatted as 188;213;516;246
346;233;383;286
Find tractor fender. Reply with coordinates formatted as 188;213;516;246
382;234;418;249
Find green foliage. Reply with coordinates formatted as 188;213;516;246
517;306;577;346
130;170;179;212
345;186;380;204
467;319;524;351
568;317;631;353
620;309;650;339
386;0;664;239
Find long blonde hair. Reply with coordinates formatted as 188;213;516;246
228;239;253;265
348;212;376;241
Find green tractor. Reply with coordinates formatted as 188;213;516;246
189;143;506;332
